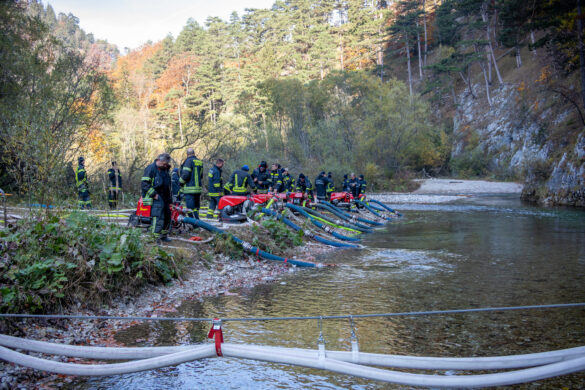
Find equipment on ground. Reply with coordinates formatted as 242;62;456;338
127;198;185;231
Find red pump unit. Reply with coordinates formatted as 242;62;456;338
128;197;185;230
330;192;354;203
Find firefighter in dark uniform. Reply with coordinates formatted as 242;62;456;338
224;165;256;195
326;172;335;197
141;153;172;242
295;173;313;199
314;171;330;202
252;161;270;194
171;168;181;203
280;168;295;192
107;161;122;209
206;158;224;218
358;174;367;196
268;163;282;192
180;148;203;219
75;156;91;209
348;173;360;198
342;174;350;192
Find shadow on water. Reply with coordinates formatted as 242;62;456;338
76;196;585;389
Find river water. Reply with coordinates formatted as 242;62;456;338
78;195;585;389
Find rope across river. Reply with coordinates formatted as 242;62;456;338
1;301;583;322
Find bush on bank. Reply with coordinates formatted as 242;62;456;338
0;212;186;313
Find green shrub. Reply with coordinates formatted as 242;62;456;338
260;218;303;250
451;148;490;178
0;212;185;313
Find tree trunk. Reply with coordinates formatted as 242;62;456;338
178;99;184;144
405;36;413;97
452;78;457;106
417;22;423;80
515;46;522;68
477;45;492;106
481;3;503;85
578;0;585;112
377;16;384;81
423;0;428;68
481;63;492;106
459;71;476;99
530;30;537;56
339;32;344;71
262;113;269;152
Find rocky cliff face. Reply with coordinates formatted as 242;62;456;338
452;82;585;207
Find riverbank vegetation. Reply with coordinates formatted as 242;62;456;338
0;212;187;313
0;210;310;314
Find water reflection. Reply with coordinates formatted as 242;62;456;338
78;198;585;389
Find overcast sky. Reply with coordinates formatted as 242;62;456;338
47;0;276;51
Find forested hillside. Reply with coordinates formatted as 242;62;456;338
1;0;584;205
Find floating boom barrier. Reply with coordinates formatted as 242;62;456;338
2;329;585;387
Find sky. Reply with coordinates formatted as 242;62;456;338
46;0;276;51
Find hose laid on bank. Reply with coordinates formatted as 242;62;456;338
301;207;367;233
260;208;359;248
354;200;392;221
309;205;374;231
364;203;387;212
285;204;360;242
181;217;322;268
368;199;402;216
315;203;383;227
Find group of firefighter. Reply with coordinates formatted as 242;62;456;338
74;150;367;242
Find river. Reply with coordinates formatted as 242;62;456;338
76;195;585;389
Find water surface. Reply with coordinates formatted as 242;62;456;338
78;196;585;389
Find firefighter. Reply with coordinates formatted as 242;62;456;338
180;148;203;219
342;174;350;192
348;172;360;198
295;173;313;199
314;171;330;202
171;168;181;203
75;156;91;209
224;165;256;195
107;161;122;209
252;161;270;194
268;163;282;192
326;172;335;197
280;168;295;192
206;158;224;218
358;174;367;196
141;153;172;242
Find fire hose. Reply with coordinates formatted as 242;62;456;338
179;216;326;268
260;208;359;248
285;204;360;242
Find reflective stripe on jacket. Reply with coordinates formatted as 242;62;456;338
180;156;203;194
207;165;223;197
75;165;88;191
